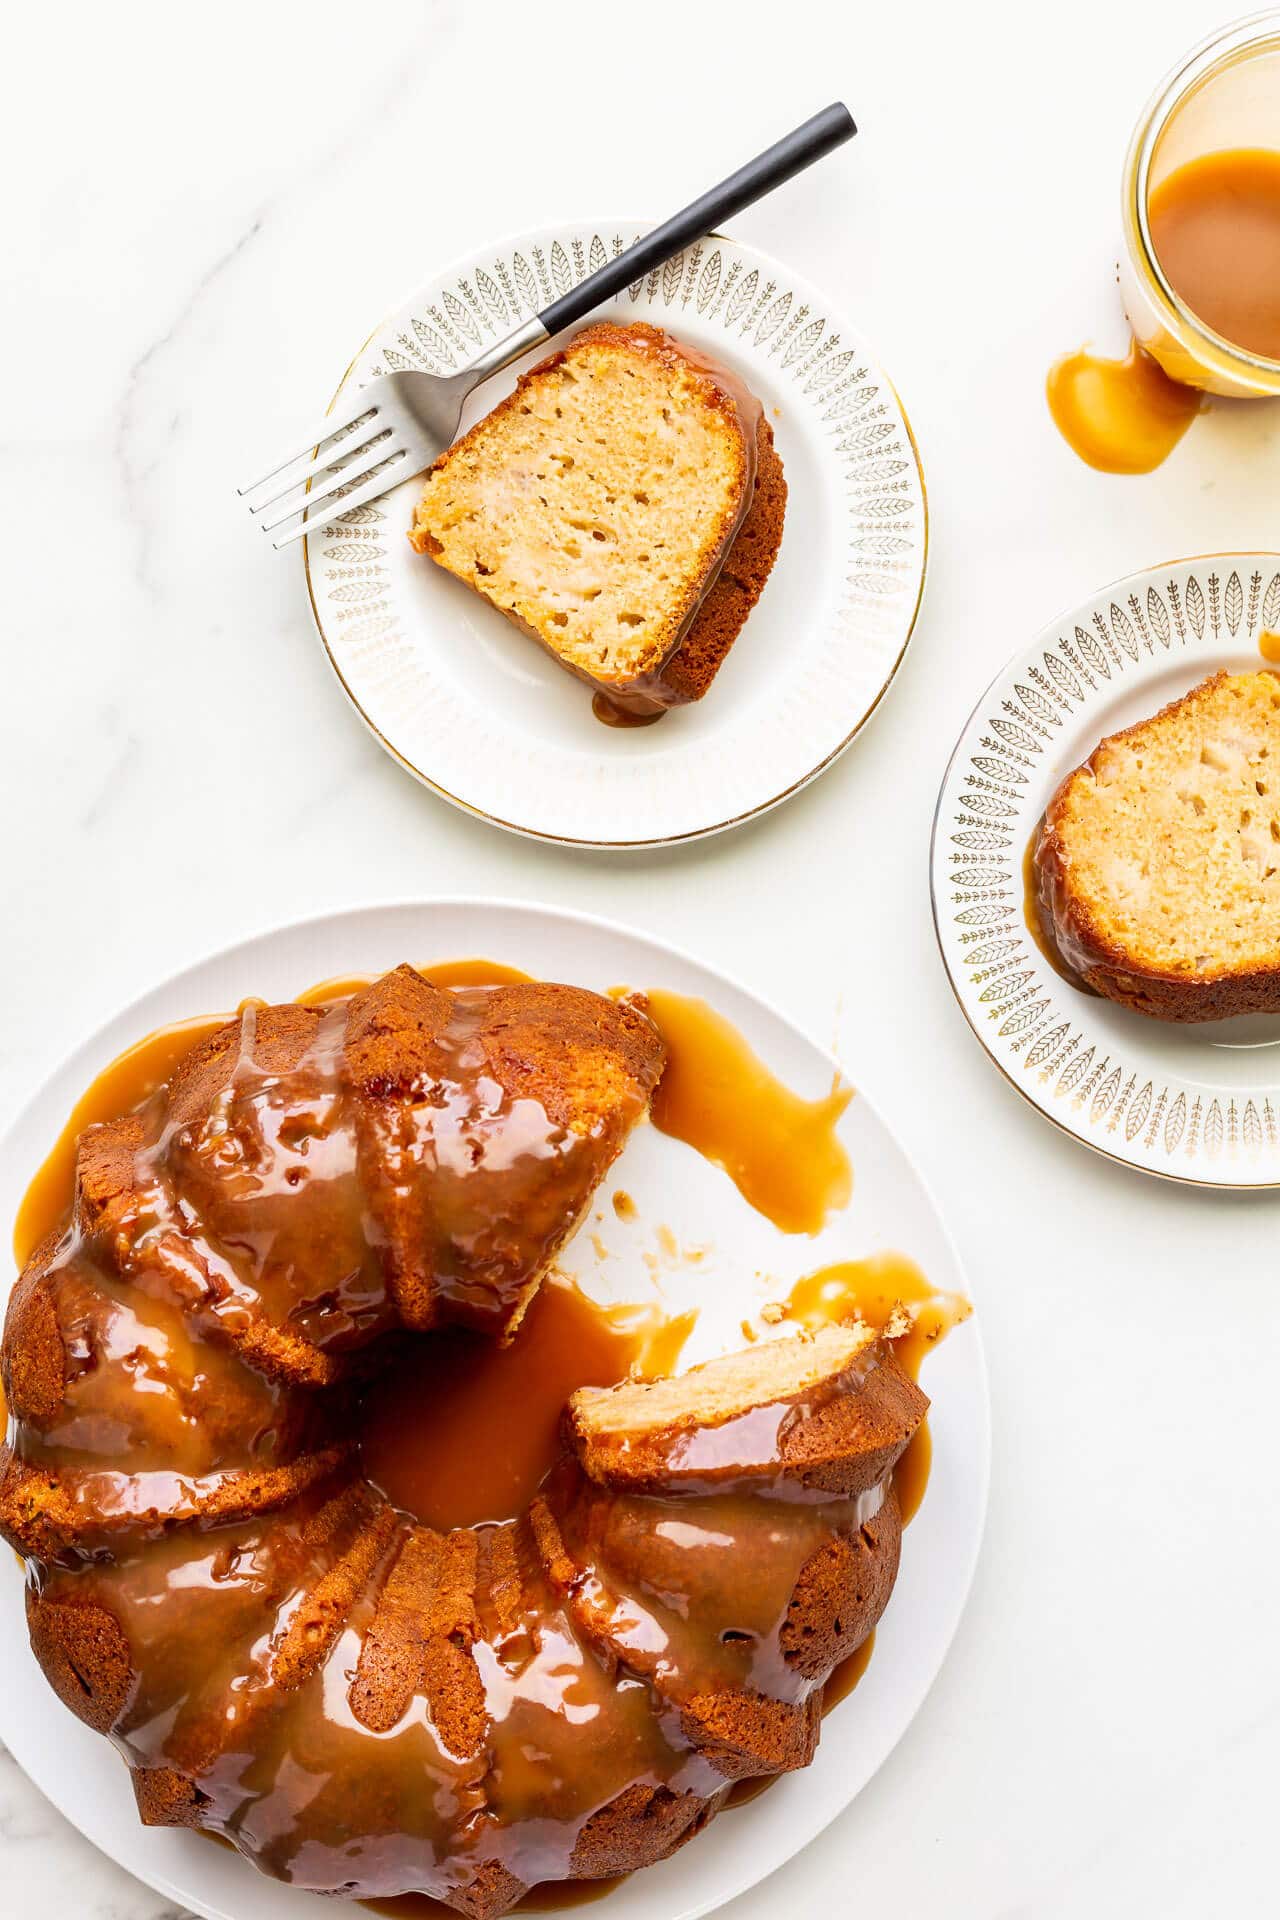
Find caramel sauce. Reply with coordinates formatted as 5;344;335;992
768;1252;971;1529
517;1882;626;1913
723;1772;778;1810
296;960;535;1006
591;694;663;729
642;989;853;1234
1149;148;1280;362
294;972;376;1005
7;966;906;1907
13;1012;231;1268
627;1301;699;1378
1260;629;1280;664
893;1420;933;1529
1046;338;1201;473
1022;828;1089;987
773;1251;971;1384
366;1875;626;1917
421;959;536;990
822;1626;877;1711
364;1897;453;1918
360;1277;694;1531
1047;148;1280;472
610;1190;637;1221
723;1628;878;1813
14;962;536;1265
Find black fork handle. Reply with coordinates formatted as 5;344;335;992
536;103;857;338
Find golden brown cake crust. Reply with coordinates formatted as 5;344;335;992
654;416;786;704
1034;670;1280;1020
1;969;924;1919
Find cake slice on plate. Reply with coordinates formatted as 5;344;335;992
1033;669;1280;1019
408;321;785;720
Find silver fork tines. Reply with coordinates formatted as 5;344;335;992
254;432;401;538
240;106;860;550
237;316;551;550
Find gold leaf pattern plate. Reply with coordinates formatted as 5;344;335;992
303;223;927;847
931;555;1280;1187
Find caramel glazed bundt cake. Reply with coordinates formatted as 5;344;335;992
0;966;927;1916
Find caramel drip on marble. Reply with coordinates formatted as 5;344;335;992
1046;340;1201;474
1047;148;1280;472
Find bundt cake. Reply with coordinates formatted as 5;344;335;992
0;965;927;1915
408;322;786;721
1033;670;1280;1019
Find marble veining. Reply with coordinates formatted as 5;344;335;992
2;1;1278;1918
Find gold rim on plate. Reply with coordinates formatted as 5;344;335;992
302;223;929;848
931;551;1280;1190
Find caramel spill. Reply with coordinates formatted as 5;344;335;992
1046;339;1201;473
764;1251;972;1529
643;988;853;1234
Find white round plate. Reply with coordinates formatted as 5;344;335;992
303;224;927;846
0;900;985;1920
932;554;1280;1188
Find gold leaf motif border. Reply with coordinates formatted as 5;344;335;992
306;230;927;843
944;563;1280;1170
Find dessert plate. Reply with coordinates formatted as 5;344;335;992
0;899;985;1920
303;224;927;846
931;554;1280;1188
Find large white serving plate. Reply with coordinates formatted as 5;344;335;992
931;554;1280;1187
303;224;927;846
0;900;986;1920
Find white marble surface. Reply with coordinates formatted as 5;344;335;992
1;0;1277;1914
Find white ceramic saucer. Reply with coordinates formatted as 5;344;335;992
931;554;1280;1187
0;900;985;1920
303;226;927;846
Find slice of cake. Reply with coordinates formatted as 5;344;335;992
1033;670;1280;1019
408;322;785;720
565;1322;927;1494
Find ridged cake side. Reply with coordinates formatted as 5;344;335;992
0;969;925;1917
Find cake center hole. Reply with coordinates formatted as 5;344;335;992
357;1277;644;1531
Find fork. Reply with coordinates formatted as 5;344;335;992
239;103;855;548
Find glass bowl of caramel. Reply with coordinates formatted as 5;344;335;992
1122;10;1280;396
